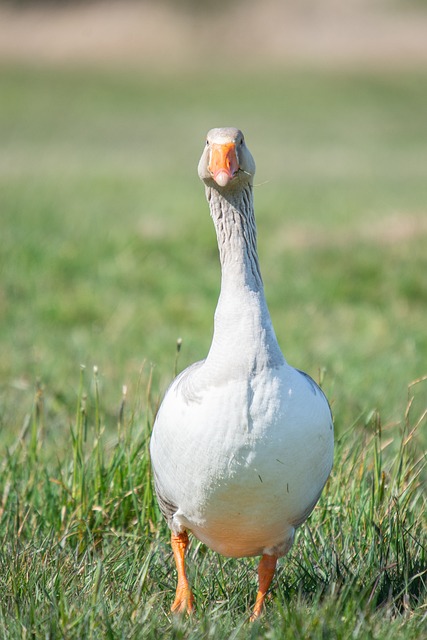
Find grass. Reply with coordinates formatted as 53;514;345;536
0;368;425;638
0;63;426;637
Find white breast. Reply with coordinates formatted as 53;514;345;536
150;361;333;558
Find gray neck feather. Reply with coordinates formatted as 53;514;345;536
202;183;285;377
206;184;263;292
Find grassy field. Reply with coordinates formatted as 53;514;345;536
0;64;426;637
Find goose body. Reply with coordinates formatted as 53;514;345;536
150;128;334;618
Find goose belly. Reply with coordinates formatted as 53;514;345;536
151;367;333;558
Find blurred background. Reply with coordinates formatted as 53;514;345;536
1;1;427;69
1;0;426;450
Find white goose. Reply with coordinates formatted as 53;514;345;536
150;127;334;620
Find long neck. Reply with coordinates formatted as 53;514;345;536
204;184;284;377
207;184;263;294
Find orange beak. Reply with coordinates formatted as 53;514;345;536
208;142;239;187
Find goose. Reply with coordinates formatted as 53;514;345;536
149;127;334;620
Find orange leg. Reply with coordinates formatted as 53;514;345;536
170;531;195;614
250;553;277;621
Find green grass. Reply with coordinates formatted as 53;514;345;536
0;368;425;638
0;64;426;637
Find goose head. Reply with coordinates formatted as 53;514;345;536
198;127;256;189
